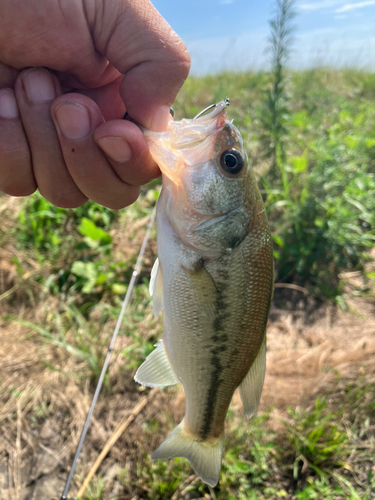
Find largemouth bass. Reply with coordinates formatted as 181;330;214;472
135;100;274;487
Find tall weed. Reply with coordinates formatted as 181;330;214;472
260;0;296;180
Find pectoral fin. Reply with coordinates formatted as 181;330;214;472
239;336;266;419
149;258;163;317
134;340;179;388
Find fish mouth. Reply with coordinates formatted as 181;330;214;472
144;100;231;150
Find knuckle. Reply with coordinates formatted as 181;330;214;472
174;45;191;72
163;32;191;74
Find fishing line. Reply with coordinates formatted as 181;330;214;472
60;205;157;500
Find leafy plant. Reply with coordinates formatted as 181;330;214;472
271;104;375;297
283;397;348;478
15;193;116;257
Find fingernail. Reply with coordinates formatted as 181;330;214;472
23;70;56;102
0;89;19;118
54;102;91;139
97;137;132;163
151;105;171;132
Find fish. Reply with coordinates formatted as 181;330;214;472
135;100;274;487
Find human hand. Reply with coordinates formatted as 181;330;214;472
0;0;190;208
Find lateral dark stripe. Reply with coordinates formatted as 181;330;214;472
200;281;229;439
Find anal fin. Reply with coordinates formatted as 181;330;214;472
239;336;266;419
134;340;179;388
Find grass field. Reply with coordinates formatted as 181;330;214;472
1;68;375;500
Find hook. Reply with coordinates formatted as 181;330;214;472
193;98;230;121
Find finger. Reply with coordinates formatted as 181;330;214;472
0;63;19;88
94;119;160;186
85;0;190;131
51;93;140;209
15;68;87;208
0;88;35;196
60;73;126;122
77;77;125;121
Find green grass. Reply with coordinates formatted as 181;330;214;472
1;67;375;499
110;382;374;499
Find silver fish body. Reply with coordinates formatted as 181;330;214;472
135;101;274;487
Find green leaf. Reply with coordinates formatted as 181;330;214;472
344;135;360;150
112;283;127;295
78;217;112;243
71;261;93;279
71;261;98;293
96;272;115;286
292;155;308;172
272;234;284;247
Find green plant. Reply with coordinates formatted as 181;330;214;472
15;193;116;257
295;476;348;499
260;0;296;180
81;477;106;500
283;397;348;478
223;412;277;491
271;105;375;297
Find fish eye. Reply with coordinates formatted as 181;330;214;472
220;149;244;175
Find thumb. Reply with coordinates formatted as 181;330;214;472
86;0;190;131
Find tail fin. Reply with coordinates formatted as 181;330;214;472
151;421;224;487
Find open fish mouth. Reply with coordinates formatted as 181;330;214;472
144;100;231;150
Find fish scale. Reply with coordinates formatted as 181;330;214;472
135;100;274;487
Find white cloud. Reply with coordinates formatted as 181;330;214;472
336;0;375;12
299;0;342;10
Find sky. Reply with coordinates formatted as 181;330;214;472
151;0;375;74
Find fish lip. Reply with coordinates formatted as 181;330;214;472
143;101;229;141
